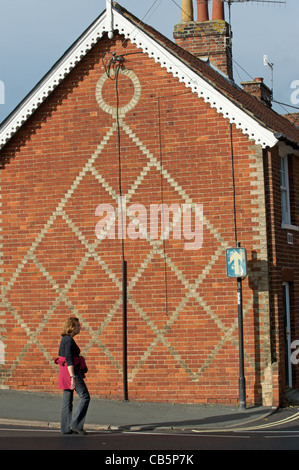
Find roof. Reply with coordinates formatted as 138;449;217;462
283;113;299;129
1;2;298;151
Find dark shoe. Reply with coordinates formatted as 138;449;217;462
71;428;88;435
61;430;74;435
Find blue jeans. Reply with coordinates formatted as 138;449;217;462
61;370;90;433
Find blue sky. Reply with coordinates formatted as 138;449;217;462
0;0;298;122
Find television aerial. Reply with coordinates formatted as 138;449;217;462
223;0;287;26
223;0;286;98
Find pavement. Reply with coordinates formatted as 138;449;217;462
0;388;279;432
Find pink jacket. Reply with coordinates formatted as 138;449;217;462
54;356;87;390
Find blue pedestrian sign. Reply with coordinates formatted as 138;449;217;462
226;248;248;279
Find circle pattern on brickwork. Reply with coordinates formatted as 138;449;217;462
95;68;141;117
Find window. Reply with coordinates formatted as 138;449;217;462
280;155;291;226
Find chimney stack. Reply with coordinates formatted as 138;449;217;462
197;0;209;22
241;77;273;108
174;0;233;80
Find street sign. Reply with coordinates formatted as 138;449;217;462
226;247;248;279
226;245;247;410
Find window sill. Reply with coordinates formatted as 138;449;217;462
281;223;299;231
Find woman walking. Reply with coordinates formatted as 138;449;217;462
57;317;90;435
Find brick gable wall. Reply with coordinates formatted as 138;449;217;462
0;34;275;405
263;145;299;398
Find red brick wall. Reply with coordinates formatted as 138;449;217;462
288;155;299;391
0;34;273;405
264;145;299;397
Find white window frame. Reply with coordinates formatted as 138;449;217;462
280;154;291;227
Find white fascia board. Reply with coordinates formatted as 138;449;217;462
0;8;278;150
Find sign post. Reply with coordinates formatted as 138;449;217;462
226;243;247;410
237;276;246;410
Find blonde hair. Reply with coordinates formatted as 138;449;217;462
61;317;79;337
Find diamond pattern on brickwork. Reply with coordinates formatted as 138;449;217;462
0;68;251;388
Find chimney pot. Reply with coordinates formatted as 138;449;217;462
197;0;209;22
181;0;194;22
212;0;225;21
